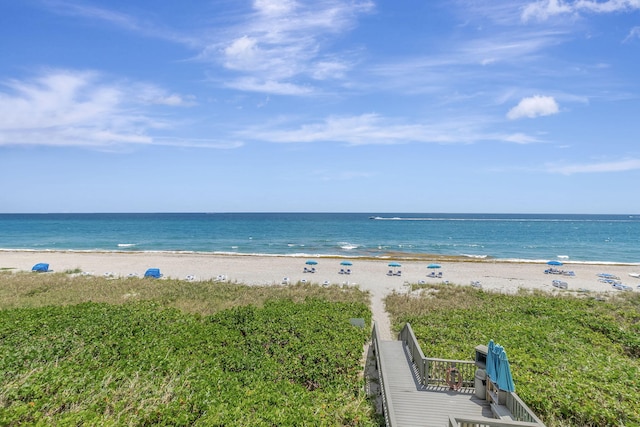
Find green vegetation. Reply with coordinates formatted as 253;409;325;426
0;272;378;426
386;284;640;427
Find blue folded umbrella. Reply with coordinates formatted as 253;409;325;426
492;344;503;382
486;340;496;381
497;349;516;392
32;263;49;272
144;268;162;278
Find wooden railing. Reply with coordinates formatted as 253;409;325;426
398;323;475;387
447;416;544;427
398;323;545;427
372;322;396;427
503;389;546;425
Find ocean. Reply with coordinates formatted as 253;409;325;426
0;213;638;264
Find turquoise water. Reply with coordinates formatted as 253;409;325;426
0;213;638;263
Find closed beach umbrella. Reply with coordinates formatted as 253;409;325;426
547;260;563;266
497;349;516;392
491;343;504;383
340;261;353;266
427;263;441;269
388;262;401;267
305;260;318;265
486;340;496;381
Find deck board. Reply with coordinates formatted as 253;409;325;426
378;341;494;427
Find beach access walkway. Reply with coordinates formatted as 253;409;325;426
371;323;546;427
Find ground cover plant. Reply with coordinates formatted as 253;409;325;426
0;272;378;426
385;284;640;427
0;270;370;314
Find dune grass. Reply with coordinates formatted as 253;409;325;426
385;283;640;427
0;271;379;426
0;270;370;314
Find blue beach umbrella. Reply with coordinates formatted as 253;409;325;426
305;260;318;265
486;340;496;381
340;260;353;266
491;343;504;383
388;262;401;267
547;260;563;266
427;263;441;269
144;268;162;279
497;349;516;392
31;263;50;272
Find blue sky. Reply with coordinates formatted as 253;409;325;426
1;0;639;214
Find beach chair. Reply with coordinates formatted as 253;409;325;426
394;270;402;276
339;268;345;274
303;267;310;273
437;271;443;278
346;269;351;275
552;280;568;290
311;267;316;273
387;270;394;276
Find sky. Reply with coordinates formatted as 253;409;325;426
1;0;639;214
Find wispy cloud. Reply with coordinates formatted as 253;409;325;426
201;0;374;95
238;113;540;146
0;70;235;149
507;95;560;119
522;0;640;22
44;0;140;29
42;0;199;46
624;26;640;42
365;24;570;101
546;158;640;174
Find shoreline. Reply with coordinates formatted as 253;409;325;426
2;248;639;266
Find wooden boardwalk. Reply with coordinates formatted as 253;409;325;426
377;340;495;427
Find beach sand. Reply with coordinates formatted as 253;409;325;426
2;251;639;339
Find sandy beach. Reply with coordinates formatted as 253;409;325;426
3;251;639;340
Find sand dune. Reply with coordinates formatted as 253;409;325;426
3;251;639;339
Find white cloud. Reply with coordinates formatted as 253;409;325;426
522;0;574;21
224;36;260;71
43;0;198;46
507;95;559;119
501;132;542;144
0;70;228;149
253;0;298;16
239;113;539;146
246;113;447;145
574;0;640;13
209;1;374;94
522;0;640;21
134;84;196;106
225;77;313;96
546;158;640;174
624;26;640;42
311;60;350;80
